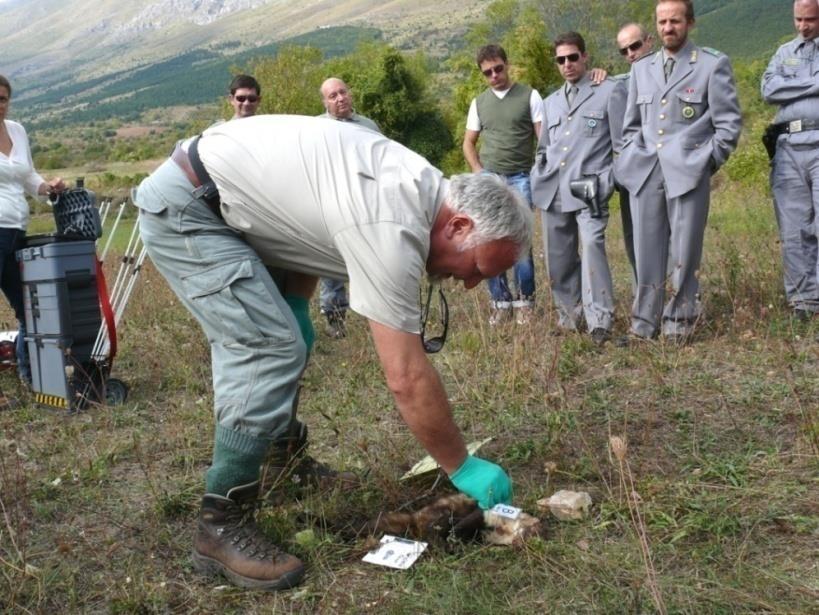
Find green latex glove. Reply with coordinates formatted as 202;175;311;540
449;454;512;510
284;295;315;354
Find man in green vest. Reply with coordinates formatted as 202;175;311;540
463;44;541;326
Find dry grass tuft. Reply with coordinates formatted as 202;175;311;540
0;178;817;612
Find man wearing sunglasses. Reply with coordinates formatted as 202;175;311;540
613;24;654;283
228;74;261;119
531;32;626;345
617;24;654;66
463;44;541;326
614;0;741;344
761;0;819;321
317;77;381;339
135;115;531;591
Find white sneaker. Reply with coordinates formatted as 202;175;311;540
515;305;533;325
488;308;512;326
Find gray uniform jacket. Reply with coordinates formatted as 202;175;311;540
614;40;742;199
531;76;627;212
761;35;819;144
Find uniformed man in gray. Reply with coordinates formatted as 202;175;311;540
531;31;626;345
614;0;742;343
761;0;819;321
614;23;654;282
317;77;381;338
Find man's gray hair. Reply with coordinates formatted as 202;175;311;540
447;173;533;254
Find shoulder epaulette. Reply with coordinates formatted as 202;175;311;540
612;73;629;81
701;46;723;57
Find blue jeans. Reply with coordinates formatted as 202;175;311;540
0;227;29;381
486;172;536;308
319;278;348;314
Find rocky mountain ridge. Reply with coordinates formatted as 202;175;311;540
0;0;484;84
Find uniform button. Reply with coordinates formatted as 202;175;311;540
560;161;566;166
568;116;573;121
661;99;667;105
657;143;663;149
659;114;666;120
565;131;571;136
658;129;665;135
562;146;568;151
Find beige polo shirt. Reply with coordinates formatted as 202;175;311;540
198;114;448;333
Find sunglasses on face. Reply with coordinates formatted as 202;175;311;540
619;40;644;56
233;95;259;103
481;64;505;78
420;284;449;354
556;53;581;65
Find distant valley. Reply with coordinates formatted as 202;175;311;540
0;0;795;128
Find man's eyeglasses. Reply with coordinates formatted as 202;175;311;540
619;40;644;56
0;96;9;104
233;95;259;103
420;285;449;354
481;64;505;78
555;53;581;65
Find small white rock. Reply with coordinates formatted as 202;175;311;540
538;490;592;521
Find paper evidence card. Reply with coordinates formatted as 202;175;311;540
490;503;522;520
362;535;428;570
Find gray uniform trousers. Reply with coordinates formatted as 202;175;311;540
771;140;819;311
542;195;613;330
630;161;709;337
617;185;637;285
136;159;307;453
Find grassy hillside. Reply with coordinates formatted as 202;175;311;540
9;0;794;131
694;0;793;59
17;26;382;130
0;61;816;612
0;0;485;86
1;162;817;612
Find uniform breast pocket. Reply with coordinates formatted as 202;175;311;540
636;94;653;122
547;115;562;139
778;57;808;78
675;91;704;124
582;110;606;137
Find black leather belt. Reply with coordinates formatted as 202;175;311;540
770;118;819;137
170;136;222;219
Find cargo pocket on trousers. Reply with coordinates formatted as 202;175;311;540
181;259;295;347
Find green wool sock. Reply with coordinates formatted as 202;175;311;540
205;425;271;496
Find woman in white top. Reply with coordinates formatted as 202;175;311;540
0;74;65;384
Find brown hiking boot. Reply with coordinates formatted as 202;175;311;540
262;420;359;495
192;482;305;591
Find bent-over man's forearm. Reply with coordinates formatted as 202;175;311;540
369;320;468;474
